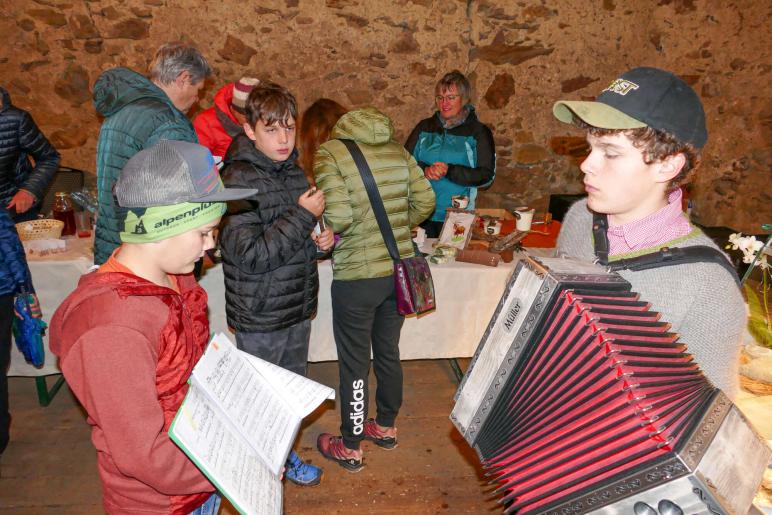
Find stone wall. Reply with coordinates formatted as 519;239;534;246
1;0;769;232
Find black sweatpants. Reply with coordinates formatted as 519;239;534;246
0;295;13;454
331;276;405;450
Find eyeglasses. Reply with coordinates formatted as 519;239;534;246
435;95;460;102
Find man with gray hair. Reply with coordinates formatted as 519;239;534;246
92;42;212;264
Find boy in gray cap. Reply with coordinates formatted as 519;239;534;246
553;67;745;399
50;140;255;514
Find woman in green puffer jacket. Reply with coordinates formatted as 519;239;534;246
314;107;434;471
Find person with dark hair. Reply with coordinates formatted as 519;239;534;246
553;67;745;399
193;77;260;160
92;42;212;265
218;82;334;487
0;87;60;222
296;98;348;184
405;70;496;237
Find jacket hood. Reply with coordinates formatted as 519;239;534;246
213;83;235;115
49;270;181;359
213;83;243;137
0;87;10;114
331;107;393;146
92;67;175;117
224;133;299;173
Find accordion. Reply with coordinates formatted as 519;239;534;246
451;256;769;514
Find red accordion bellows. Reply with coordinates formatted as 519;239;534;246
471;288;713;513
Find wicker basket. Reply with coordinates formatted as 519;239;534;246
740;374;772;396
15;219;64;241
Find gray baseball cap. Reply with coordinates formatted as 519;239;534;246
115;139;257;208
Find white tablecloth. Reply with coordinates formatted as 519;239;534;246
9;237;94;376
10;237;552;376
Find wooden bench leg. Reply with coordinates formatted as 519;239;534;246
448;358;465;384
35;375;66;407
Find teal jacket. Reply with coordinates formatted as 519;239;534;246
405;107;495;222
92;68;197;264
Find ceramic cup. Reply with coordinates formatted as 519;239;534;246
451;195;469;209
514;206;536;232
486;220;501;236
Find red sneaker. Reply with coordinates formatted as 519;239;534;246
363;418;398;450
316;433;364;472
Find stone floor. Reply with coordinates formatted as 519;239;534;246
1;360;770;514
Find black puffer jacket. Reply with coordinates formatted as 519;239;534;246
0;88;60;209
219;134;319;333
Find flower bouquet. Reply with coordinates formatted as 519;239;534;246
728;227;772;394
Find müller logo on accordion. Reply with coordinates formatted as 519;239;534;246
451;255;770;515
503;301;522;333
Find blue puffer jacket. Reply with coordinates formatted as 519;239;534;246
92;68;198;264
405;106;495;222
0;207;33;297
0;87;60;211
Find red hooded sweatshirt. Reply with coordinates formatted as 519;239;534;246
50;269;214;514
192;83;244;159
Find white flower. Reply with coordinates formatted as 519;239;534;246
727;232;744;251
728;233;770;269
739;236;762;254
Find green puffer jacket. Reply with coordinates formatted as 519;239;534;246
314;107;435;281
92;67;198;264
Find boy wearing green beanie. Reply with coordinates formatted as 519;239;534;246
50;140;256;514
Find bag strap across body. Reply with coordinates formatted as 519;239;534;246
592;212;740;287
339;139;402;263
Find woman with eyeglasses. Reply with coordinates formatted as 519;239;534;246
405;70;496;237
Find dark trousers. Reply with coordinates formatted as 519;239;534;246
235;319;312;377
331;276;405;450
0;295;13;454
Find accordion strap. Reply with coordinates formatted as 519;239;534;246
592;212;610;265
592;212;740;287
338;139;401;263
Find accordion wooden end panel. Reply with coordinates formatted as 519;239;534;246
451;255;770;514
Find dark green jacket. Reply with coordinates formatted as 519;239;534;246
314;107;435;281
92;67;197;264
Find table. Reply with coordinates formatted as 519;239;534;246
198;253;540;362
9;237;94;404
11;237;552;382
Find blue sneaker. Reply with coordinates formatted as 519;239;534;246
285;450;322;487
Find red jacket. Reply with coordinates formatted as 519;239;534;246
50;271;213;514
193;83;244;159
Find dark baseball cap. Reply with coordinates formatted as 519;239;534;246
116;140;257;207
553;67;708;148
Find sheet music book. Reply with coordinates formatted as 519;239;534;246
169;333;335;514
